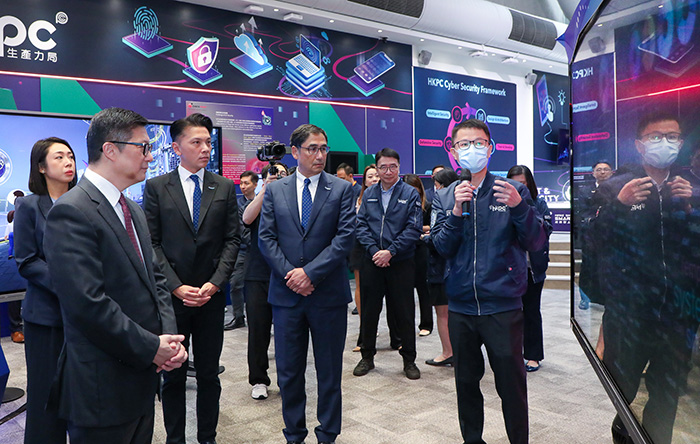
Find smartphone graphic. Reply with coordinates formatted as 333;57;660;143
354;51;395;83
638;33;694;64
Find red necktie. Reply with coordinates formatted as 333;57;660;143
118;194;144;263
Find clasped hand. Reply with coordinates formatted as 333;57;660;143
153;334;187;373
173;283;219;307
285;267;314;296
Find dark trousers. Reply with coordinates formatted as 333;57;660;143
360;256;416;363
245;280;272;386
162;298;225;444
272;299;347;443
24;321;67;444
522;273;545;362
67;411;154;444
603;309;693;444
228;249;246;320
8;300;22;332
415;242;433;332
449;309;528;444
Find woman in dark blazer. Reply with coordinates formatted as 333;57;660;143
14;137;76;444
507;165;553;373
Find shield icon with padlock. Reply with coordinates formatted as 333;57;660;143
186;37;219;74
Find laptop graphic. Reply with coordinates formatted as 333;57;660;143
288;35;322;77
285;35;326;95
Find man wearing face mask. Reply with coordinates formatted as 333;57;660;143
593;112;695;444
431;119;546;444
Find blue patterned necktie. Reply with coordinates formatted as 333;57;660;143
301;178;312;231
190;174;201;231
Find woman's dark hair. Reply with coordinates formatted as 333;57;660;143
433;169;459;188
28;137;78;195
358;164;377;203
507;165;538;200
403;174;426;210
7;210;14;223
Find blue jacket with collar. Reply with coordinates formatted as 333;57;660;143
356;179;423;262
431;172;546;316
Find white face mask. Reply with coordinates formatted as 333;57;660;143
642;139;680;169
457;144;489;173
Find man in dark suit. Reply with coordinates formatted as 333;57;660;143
143;113;240;444
43;107;187;444
258;124;355;444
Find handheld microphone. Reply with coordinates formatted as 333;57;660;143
459;168;472;218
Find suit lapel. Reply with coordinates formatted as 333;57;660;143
283;173;303;236
38;194;53;220
81;180;152;291
131;201;157;291
305;172;331;233
197;171;217;230
165;170;195;234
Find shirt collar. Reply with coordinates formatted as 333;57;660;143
296;170;321;187
381;178;399;194
178;165;204;184
83;168;122;207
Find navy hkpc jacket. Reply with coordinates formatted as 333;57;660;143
431;172;546;316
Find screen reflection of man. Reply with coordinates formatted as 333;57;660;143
594;112;696;444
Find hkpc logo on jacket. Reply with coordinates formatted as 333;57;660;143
0;12;67;63
183;37;222;86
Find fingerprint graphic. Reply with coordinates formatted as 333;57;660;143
55;11;68;25
134;6;159;40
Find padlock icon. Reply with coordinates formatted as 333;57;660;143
198;46;212;67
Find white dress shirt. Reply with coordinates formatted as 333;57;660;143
178;165;205;219
296;171;320;222
83;168;144;259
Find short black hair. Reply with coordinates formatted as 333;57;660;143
431;164;445;174
239;170;259;183
375;148;400;164
290;124;327;148
506;165;538;199
433;168;459;187
336;163;354;176
28;137;78;195
261;161;288;179
636;112;680;139
170;113;213;142
86;108;148;164
451;119;491;143
592;160;612;170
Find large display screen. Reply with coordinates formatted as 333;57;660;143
0;112;221;295
571;1;700;442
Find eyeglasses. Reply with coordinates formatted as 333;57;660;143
300;144;330;155
454;138;489;150
377;164;399;172
641;132;682;144
594;167;611;173
109;141;153;156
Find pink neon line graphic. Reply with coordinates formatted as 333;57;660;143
576;132;610;142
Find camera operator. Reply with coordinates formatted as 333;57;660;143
240;161;288;401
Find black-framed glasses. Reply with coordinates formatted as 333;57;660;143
641;132;682;144
377;164;399;172
300;144;330;155
108;141;153;156
454;138;489;150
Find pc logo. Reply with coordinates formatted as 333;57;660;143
183;37;223;85
122;7;172;58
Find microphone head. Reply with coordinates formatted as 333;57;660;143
459;168;472;182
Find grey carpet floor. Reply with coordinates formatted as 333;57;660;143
0;286;616;443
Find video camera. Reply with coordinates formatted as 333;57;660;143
257;141;287;162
